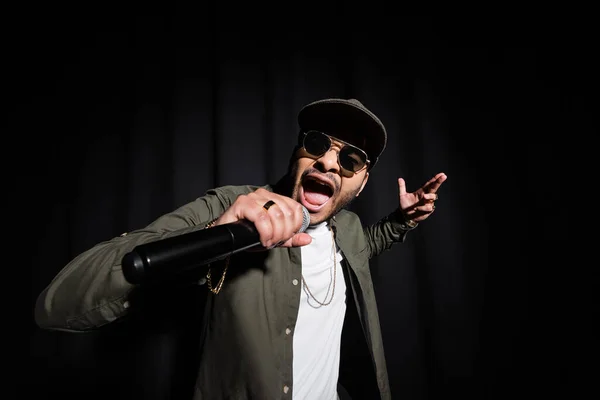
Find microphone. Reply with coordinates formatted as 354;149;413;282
122;205;311;284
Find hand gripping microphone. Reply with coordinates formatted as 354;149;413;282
122;205;311;284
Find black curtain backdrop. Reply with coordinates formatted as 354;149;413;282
20;8;596;400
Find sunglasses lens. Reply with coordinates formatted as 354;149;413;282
303;131;368;174
304;131;331;156
339;145;368;172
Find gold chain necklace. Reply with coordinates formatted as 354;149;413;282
301;225;336;307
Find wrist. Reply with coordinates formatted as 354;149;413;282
403;218;418;229
395;208;418;230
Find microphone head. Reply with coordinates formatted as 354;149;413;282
300;205;311;233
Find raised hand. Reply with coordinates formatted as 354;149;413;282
398;172;447;224
214;188;312;249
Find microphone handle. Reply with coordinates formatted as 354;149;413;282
122;220;259;284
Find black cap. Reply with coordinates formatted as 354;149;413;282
297;98;387;170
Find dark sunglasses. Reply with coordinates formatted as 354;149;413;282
301;130;370;176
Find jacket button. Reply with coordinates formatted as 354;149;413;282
283;385;289;394
292;279;298;286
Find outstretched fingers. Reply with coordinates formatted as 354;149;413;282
424;172;447;193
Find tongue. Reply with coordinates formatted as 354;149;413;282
304;191;330;206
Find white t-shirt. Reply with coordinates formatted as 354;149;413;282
293;221;347;400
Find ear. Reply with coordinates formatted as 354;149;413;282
355;172;370;197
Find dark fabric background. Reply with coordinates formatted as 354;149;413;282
18;8;595;400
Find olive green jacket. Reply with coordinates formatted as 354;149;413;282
35;184;414;400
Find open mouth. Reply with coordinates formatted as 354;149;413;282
300;175;335;212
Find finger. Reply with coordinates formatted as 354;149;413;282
398;178;407;198
263;202;286;248
424;172;447;193
251;190;306;246
255;188;302;224
275;197;306;235
410;205;421;217
244;198;276;247
280;232;313;248
267;199;304;245
237;195;275;246
422;193;437;203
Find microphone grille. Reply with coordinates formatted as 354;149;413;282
300;205;311;233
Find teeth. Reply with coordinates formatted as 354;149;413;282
304;175;334;193
307;178;330;188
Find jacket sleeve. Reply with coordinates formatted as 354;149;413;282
34;188;234;332
363;208;416;259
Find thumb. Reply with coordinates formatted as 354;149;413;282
398;177;407;198
282;232;313;248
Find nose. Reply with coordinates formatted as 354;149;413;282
315;148;340;174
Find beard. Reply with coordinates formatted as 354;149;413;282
316;185;361;223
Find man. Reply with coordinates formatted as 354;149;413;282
35;98;447;399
